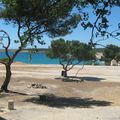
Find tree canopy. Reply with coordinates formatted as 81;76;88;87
103;44;120;65
47;38;96;76
0;0;81;40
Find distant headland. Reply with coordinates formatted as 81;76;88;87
0;48;48;53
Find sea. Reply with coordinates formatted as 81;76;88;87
0;52;105;65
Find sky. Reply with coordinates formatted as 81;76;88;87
0;6;120;49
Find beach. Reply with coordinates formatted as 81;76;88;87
0;63;120;120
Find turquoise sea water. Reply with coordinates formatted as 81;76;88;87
0;52;105;65
0;52;59;64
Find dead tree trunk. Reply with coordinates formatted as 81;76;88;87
1;64;12;92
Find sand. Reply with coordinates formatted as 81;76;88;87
0;64;120;82
0;63;120;120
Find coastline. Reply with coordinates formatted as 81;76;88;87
0;50;104;65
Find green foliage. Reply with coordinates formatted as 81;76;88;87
103;44;120;65
47;38;96;71
47;39;67;59
0;0;81;47
0;57;9;63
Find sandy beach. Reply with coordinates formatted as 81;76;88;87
0;63;120;120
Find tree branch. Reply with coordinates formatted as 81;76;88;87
17;19;23;46
0;30;11;61
67;61;81;71
90;0;110;44
10;20;32;63
0;61;7;65
59;58;65;70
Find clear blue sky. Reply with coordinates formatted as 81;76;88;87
0;6;120;49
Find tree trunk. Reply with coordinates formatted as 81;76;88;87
1;64;12;92
61;70;67;77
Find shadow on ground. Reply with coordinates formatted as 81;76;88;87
0;117;7;120
24;94;112;108
0;90;29;98
79;76;105;82
0;93;10;98
56;76;105;82
9;90;28;96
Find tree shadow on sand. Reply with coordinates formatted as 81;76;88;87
0;117;7;120
9;90;28;96
78;76;105;82
0;90;29;98
24;94;112;108
55;76;105;82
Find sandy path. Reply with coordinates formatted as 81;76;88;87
0;64;120;82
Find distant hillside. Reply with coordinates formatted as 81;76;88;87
0;48;104;53
21;48;48;53
0;48;48;53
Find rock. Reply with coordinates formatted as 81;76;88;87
30;83;47;89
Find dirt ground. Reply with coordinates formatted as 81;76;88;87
0;64;120;120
